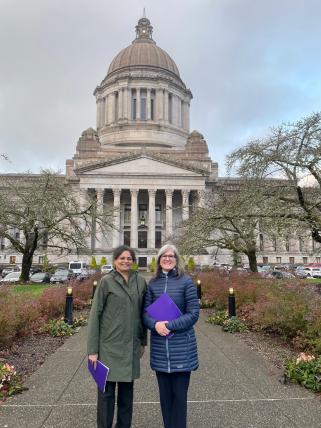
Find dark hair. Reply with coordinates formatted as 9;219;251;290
155;244;185;278
112;245;136;263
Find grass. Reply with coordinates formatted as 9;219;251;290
11;284;49;297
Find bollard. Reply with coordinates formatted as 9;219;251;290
228;287;236;318
64;286;73;325
92;280;98;300
196;279;202;305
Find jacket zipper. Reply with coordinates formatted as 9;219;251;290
164;273;170;372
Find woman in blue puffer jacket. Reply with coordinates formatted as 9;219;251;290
143;244;199;428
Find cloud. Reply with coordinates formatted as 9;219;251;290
1;0;321;174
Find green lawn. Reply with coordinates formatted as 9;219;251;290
12;284;49;297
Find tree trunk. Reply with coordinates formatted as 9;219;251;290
247;248;258;272
21;251;34;282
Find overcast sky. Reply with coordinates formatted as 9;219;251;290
1;0;321;175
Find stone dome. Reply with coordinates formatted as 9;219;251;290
107;16;180;78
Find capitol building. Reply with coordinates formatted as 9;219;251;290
0;16;318;268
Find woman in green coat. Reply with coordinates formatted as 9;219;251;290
87;245;147;428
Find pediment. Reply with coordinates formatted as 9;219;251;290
78;155;205;177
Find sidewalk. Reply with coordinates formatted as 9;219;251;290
1;311;320;428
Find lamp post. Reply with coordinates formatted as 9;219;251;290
92;280;98;300
64;286;73;325
228;287;236;318
196;279;202;305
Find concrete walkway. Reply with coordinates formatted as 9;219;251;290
1;311;320;428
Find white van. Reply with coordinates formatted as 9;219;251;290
69;261;88;275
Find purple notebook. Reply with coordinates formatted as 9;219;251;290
146;293;182;321
88;359;109;393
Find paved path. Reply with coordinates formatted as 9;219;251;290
1;311;320;427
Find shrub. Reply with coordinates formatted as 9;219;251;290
149;256;156;273
100;256;107;266
207;310;228;326
43;319;74;337
0;363;26;400
39;287;66;319
222;316;248;333
131;262;139;271
187;257;196;272
89;256;97;269
285;354;321;392
73;315;88;327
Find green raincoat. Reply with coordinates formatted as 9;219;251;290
87;270;147;382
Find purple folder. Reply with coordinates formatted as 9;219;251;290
88;359;109;393
146;293;182;321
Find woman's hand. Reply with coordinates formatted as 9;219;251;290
88;354;98;369
155;321;170;336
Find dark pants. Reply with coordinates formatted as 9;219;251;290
156;371;191;428
97;381;134;428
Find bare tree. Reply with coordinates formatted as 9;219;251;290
227;112;321;243
176;180;282;272
0;170;114;281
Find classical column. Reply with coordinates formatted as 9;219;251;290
164;90;169;123
156;88;163;121
181;189;190;221
165;189;173;239
147;89;151;120
123;88;128;120
104;96;108;125
118;88;123;120
136;88;141;120
148;189;156;248
79;188;90;249
110;92;115;123
130;189;138;248
198;190;205;208
95;189;104;249
107;93;114;124
112;188;121;248
177;97;182;128
186;103;190;130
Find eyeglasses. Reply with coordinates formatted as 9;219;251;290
161;254;176;260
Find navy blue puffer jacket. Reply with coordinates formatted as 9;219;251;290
143;269;199;373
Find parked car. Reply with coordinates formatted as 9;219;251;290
29;272;52;283
303;267;321;278
0;271;21;283
1;265;21;278
50;269;74;284
101;264;113;274
295;266;308;278
267;270;295;279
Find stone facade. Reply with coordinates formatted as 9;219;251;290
0;16;319;268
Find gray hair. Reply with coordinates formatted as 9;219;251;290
155;244;185;278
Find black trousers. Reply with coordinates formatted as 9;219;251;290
97;381;134;428
156;371;191;428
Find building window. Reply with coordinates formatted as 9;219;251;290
138;231;147;248
289;257;295;264
155;231;162;248
316;257;321;263
181;100;184;127
124;204;131;223
131;90;136;120
168;93;172;123
10;256;16;264
139;204;147;223
272;238;277;251
259;233;264;251
151;98;154;120
124;230;131;246
303;257;308;264
155;204;162;223
38;256;44;264
276;257;282;264
0;237;4;250
263;256;268;264
299;237;303;252
285;238;290;252
15;231;20;240
140;89;146;120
